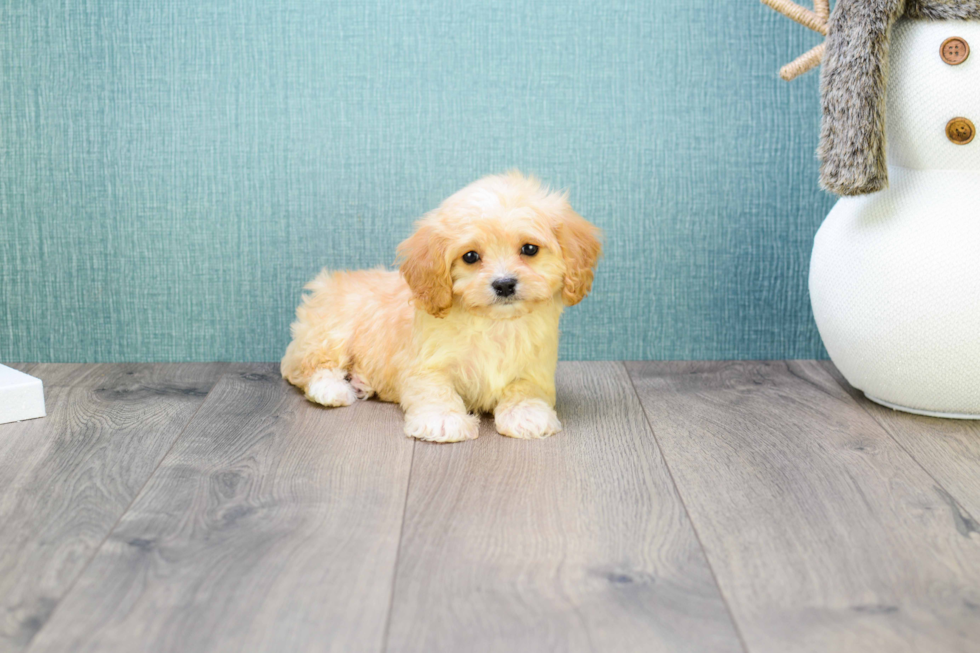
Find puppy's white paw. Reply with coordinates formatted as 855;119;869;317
495;400;562;439
404;410;480;443
305;369;357;407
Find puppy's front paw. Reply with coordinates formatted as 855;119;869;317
495;400;562;439
305;369;357;407
404;410;480;443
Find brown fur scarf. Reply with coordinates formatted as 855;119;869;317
819;0;980;195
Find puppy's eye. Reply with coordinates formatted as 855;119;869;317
462;251;480;264
520;244;539;257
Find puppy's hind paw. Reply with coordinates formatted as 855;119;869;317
305;369;357;407
495;400;562;439
404;411;480;443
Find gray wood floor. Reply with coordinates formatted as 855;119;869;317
1;362;978;653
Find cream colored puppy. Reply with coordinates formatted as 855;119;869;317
281;172;601;442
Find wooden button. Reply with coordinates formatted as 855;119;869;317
941;37;970;65
946;117;976;145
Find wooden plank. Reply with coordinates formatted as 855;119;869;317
0;364;227;652
822;361;980;521
2;363;152;388
626;361;980;653
385;361;744;653
28;366;414;653
19;363;256;389
2;363;37;376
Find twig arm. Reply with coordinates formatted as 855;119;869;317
814;0;831;21
760;0;828;35
780;42;826;81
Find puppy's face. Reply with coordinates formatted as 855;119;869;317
398;172;601;319
447;212;565;319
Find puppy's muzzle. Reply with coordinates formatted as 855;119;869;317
491;277;518;298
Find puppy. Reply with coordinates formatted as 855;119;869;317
281;171;601;442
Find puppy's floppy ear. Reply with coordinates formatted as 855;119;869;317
398;220;454;318
555;206;602;306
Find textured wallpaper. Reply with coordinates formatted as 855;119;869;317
0;0;835;362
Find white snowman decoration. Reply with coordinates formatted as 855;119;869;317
765;0;980;418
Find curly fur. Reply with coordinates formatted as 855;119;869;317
281;172;601;442
906;0;980;19
819;0;980;196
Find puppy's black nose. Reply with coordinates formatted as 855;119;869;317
492;277;518;298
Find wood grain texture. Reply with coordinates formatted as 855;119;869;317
821;361;980;523
27;366;414;653
17;364;255;389
384;361;744;653
2;363;37;375
626;361;980;653
0;364;227;653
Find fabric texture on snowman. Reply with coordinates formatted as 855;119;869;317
819;0;980;196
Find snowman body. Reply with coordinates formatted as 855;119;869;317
810;19;980;417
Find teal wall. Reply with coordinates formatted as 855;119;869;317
0;0;834;363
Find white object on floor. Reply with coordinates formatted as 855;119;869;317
866;394;980;420
0;365;46;425
809;20;980;419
